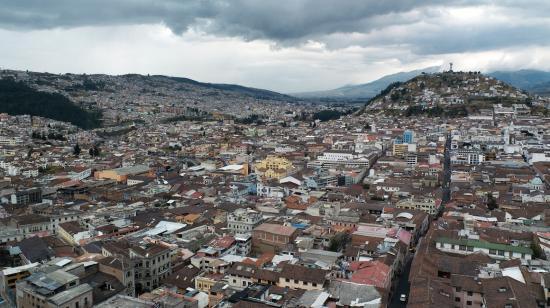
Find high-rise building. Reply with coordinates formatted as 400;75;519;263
403;130;415;144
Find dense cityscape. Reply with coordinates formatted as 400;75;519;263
1;1;550;308
0;65;548;308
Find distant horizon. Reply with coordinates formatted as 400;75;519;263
3;65;550;95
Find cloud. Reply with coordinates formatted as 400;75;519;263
1;1;550;91
2;1;549;55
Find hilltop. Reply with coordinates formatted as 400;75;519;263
362;71;534;117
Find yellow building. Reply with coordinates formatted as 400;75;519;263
392;143;409;158
94;165;150;183
195;273;219;293
254;156;293;180
0;263;38;292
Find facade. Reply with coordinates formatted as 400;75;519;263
0;263;38;294
277;264;327;291
102;241;172;294
252;223;299;254
94;165;150;183
254;156;293;179
450;149;486;165
58;221;92;245
10;188;42;205
435;237;533;261
312;151;378;169
403;130;415;144
395;197;440;215
226;208;263;235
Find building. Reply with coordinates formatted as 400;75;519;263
102;241;172;294
392;143;416;158
435;237;533;261
94;165;150;183
226;208;263;235
97;256;135;297
395;197;441;215
255;156;293;180
403;130;415;144
16;270;93;308
0;263;38;294
58;221;92;246
278;264;328;290
450;149;485;165
10;188;42;205
252;223;299;254
312;151;378;169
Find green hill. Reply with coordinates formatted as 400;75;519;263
0;78;101;129
363;71;532;117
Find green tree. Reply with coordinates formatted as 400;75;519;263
487;193;498;211
328;232;349;252
73;143;81;156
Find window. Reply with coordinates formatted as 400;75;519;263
489;249;497;255
312;283;317;287
498;250;505;256
467;291;473;296
466;300;472;305
459;245;466;251
455;297;460;302
285;278;290;282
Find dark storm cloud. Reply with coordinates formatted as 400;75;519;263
1;0;549;55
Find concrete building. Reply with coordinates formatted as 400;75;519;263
226;208;263;235
252;223;299;254
16;270;93;308
254;155;293;180
435;237;533;261
94;165;150;183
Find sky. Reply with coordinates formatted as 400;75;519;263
1;1;550;93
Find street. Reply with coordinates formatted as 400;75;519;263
389;257;413;308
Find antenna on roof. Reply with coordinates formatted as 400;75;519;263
449;62;453;72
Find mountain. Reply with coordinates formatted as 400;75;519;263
165;76;296;101
294;66;442;99
0;69;300;128
488;69;550;96
0;78;101;129
362;71;532;117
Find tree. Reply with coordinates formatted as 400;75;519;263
89;145;100;157
328;232;349;252
73;143;81;156
487;193;498;211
